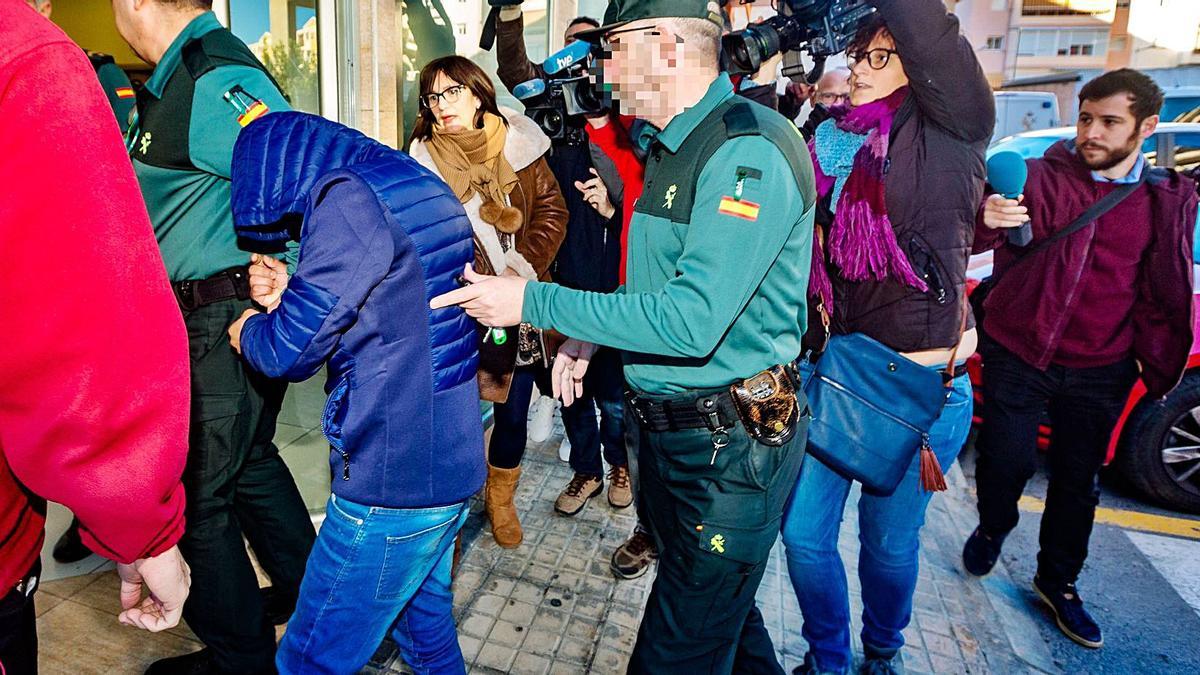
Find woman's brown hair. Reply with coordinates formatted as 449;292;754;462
409;56;506;144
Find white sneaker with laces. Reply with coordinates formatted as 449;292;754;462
528;396;558;443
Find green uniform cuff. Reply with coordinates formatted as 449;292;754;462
522;280;546;328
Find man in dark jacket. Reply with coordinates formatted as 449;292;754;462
965;69;1196;650
228;112;486;673
493;6;635;520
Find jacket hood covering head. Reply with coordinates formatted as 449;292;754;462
231;112;407;250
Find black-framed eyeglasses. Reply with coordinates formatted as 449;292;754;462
848;48;899;70
420;84;466;109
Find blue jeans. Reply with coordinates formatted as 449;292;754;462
277;495;469;675
565;347;628;476
488;365;548;469
781;374;973;673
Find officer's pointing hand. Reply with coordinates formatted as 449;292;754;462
429;264;526;328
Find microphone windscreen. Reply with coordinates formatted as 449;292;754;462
986;151;1028;199
513;79;547;100
543;40;594;75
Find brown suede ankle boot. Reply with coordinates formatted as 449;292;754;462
485;464;523;548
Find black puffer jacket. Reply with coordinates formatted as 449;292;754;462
828;0;994;352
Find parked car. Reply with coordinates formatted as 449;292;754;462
969;125;1200;514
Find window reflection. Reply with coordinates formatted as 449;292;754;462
229;0;322;114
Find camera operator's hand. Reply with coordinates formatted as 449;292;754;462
751;53;784;87
982;193;1029;230
575;168;615;220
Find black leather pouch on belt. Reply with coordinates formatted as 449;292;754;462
728;364;800;447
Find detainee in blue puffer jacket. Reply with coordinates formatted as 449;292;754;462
226;111;485;675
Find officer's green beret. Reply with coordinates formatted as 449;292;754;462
577;0;725;43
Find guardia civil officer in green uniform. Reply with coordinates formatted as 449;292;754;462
111;1;316;673
433;1;817;671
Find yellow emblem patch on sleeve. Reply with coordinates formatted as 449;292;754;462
718;196;760;222
115;87;135;99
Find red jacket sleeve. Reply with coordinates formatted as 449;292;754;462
586;115;645;284
0;41;190;564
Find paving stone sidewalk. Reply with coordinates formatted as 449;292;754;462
364;428;1059;675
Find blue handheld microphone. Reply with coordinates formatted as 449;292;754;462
986;151;1032;247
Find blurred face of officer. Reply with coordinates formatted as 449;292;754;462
425;71;483;134
848;29;909;107
601;18;717;122
1076;94;1159;172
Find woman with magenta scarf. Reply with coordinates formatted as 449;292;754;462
783;1;994;674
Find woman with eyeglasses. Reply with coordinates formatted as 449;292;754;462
409;56;567;549
781;2;994;674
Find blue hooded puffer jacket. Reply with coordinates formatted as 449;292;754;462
232;112;485;508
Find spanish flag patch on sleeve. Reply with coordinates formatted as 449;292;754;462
718;196;760;222
115;87;135;99
238;100;270;127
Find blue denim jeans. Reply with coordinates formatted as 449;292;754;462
277;495;469;675
564;347;628;477
781;374;973;673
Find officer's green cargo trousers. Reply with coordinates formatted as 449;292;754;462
180;298;315;672
627;391;808;674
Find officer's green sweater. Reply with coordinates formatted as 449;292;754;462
524;75;815;395
129;12;292;282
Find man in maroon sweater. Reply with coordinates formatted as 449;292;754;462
0;2;192;671
964;69;1196;650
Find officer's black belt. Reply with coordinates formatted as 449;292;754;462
171;265;251;311
625;389;740;433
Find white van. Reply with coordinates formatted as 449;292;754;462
991;91;1060;145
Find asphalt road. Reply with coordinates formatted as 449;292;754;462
958;439;1200;674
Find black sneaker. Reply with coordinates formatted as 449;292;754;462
793;652;848;675
145;649;273;675
962;525;1005;577
1033;575;1104;649
859;646;903;675
52;518;93;564
144;649;214;675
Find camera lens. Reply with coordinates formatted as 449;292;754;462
542;110;564;139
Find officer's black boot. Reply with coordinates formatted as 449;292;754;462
51;518;92;564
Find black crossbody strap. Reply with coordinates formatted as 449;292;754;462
991;169;1147;287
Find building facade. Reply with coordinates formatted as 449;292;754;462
951;0;1200;86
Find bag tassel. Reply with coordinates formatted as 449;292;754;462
919;437;947;492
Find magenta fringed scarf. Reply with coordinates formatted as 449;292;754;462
808;87;927;313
